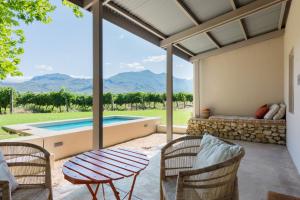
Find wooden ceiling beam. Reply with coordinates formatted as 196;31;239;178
190;30;284;61
105;1;194;57
229;0;248;40
161;0;285;47
175;0;221;48
278;1;287;30
67;0;194;59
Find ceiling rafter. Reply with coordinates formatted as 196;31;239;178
175;0;221;49
160;0;286;47
278;0;287;30
229;0;248;40
81;0;111;10
68;0;194;58
190;30;284;61
105;1;195;57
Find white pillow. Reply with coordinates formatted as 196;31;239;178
193;134;242;169
273;103;286;120
0;151;18;198
264;104;280;120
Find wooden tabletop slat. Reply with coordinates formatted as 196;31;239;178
119;148;147;156
63;148;150;185
63;166;91;184
109;149;148;160
83;152;141;173
76;154;133;177
70;157;123;180
64;161;109;182
101;149;149;165
91;151;146;169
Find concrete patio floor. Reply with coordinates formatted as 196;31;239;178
52;133;300;200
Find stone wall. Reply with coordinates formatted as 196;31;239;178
187;118;286;145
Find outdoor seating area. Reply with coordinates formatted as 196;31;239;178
1;0;300;199
0;133;299;200
38;134;300;199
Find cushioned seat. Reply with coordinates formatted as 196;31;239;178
160;135;245;200
12;186;50;200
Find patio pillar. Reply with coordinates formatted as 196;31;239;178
193;60;200;118
92;0;103;149
166;45;173;143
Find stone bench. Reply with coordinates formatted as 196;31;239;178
187;117;286;145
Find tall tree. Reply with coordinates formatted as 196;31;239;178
0;0;82;80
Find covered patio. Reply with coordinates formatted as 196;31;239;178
56;0;300;199
51;133;300;199
68;0;291;147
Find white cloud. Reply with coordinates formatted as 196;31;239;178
35;65;53;73
105;62;112;65
143;55;166;63
120;62;145;70
2;76;32;83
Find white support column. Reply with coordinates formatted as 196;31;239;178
92;0;103;149
166;45;173;143
193;60;201;118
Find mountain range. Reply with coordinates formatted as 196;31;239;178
0;70;192;94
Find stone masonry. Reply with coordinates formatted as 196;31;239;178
187;118;286;145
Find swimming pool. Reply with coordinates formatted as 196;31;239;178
3;116;160;160
34;117;138;131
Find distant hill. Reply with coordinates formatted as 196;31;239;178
0;70;192;94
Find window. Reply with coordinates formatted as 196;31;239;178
289;49;294;113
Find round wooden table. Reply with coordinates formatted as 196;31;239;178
62;148;149;200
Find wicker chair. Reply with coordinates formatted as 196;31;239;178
160;136;245;200
0;142;53;200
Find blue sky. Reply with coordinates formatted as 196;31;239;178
6;0;192;82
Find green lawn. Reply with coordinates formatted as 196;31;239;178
0;109;191;140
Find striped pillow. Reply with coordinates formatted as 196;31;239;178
273;104;286;120
264;104;280;120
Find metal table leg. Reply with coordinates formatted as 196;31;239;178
128;173;139;200
86;184;100;200
109;181;121;200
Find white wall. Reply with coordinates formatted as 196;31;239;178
284;0;300;173
200;37;284;116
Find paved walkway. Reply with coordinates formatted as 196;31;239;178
52;133;300;200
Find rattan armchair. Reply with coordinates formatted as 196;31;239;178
0;142;53;200
160;136;245;200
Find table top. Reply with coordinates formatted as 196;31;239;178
63;148;149;184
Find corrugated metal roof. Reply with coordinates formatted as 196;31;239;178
111;0;288;56
69;0;291;60
113;0;194;35
179;33;217;54
244;3;281;37
210;21;245;46
184;0;233;21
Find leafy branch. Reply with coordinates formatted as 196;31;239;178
0;0;83;80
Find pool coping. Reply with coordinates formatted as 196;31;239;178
3;115;161;137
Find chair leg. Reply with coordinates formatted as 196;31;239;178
232;177;239;200
160;181;164;200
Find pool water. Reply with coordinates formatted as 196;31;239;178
35;117;138;131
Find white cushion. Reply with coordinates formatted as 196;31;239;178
193;134;242;169
191;134;242;199
264;104;280;120
0;151;19;198
273;103;286;120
